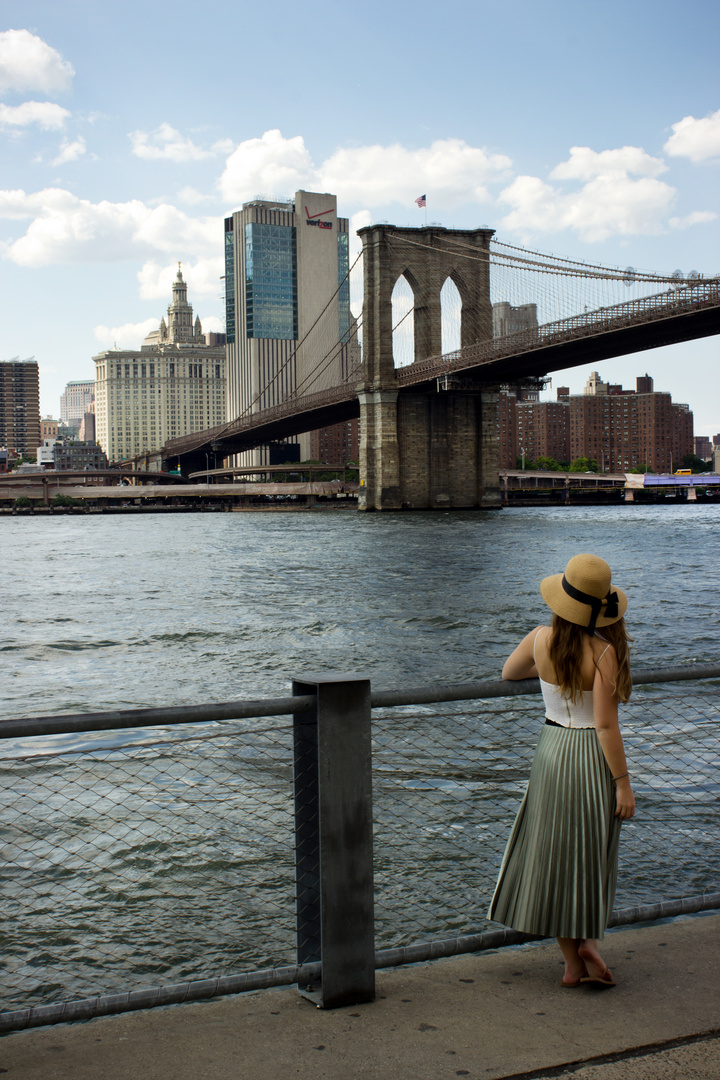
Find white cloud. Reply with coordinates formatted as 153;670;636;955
0;187;222;266
498;141;680;243
497;176;564;235
202;315;223;333
550;145;667;180
349;209;372;256
664;109;720;163
561;176;676;242
218;130;513;210
500;172;677;243
51;136;86;166
94;311;223;350
130;123;233;162
94;318;160;349
0;30;74;96
348;211;371;313
137;257;224;299
319;138;512;207
0;101;70;130
669;210;718;229
218;129;317;204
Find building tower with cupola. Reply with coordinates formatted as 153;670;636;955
93;268;226;463
142;264;206;348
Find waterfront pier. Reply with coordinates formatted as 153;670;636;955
2;915;718;1079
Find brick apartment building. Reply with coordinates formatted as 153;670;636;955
499;372;693;472
309;416;360;463
0;358;40;457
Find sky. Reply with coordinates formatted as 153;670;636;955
1;0;719;435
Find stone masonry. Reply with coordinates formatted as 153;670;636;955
357;223;500;510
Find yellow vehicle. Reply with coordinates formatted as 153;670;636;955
674;469;692;475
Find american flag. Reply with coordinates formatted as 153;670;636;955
415;194;426;208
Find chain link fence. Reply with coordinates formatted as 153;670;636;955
1;669;718;1026
372;681;719;948
1;721;297;1015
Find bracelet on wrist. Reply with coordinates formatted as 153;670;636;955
612;771;629;782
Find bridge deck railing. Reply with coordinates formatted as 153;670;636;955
398;279;720;385
1;662;718;1031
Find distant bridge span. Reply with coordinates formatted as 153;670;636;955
164;278;720;466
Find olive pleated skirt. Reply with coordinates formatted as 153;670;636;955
489;724;621;940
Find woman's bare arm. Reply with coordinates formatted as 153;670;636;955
593;647;635;820
502;627;542;681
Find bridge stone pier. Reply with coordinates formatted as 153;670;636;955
357;223;501;511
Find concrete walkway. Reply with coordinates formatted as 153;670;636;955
1;915;718;1080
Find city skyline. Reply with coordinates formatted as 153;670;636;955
1;1;718;432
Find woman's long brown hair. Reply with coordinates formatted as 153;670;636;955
548;615;632;703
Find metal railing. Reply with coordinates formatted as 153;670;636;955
1;662;718;1031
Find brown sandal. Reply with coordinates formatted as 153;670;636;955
579;968;616;987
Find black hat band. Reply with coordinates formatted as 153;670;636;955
561;575;619;637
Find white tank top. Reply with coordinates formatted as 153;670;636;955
534;629;610;729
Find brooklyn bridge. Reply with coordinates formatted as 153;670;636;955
163;223;720;510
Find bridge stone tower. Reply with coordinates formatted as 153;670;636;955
357;224;501;511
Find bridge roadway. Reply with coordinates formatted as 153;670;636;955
164;279;720;466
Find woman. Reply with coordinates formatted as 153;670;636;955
489;553;635;988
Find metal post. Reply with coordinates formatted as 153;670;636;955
292;674;375;1008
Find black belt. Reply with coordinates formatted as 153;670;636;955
544;718;563;727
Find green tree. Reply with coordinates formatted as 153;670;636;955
535;456;561;471
628;464;648;474
569;457;599;473
682;454;711;474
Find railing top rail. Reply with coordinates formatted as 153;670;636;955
1;663;718;741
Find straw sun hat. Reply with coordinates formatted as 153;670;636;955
540;554;627;636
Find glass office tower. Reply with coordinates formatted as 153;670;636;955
224;190;351;464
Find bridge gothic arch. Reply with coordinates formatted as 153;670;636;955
358;223;495;387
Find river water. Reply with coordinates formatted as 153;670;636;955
1;505;718;1009
2;504;719;718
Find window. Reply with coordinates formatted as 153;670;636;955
245;223;297;339
338;231;350;341
225;225;235;344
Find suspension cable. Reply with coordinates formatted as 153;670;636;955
386;232;689;285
